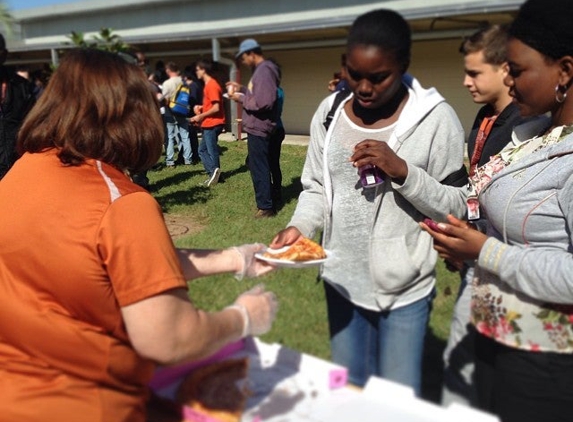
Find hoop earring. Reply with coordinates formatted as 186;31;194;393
555;84;568;104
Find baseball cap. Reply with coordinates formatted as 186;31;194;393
236;38;260;59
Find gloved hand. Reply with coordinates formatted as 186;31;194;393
228;284;278;337
231;243;275;281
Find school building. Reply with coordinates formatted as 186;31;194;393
6;0;525;137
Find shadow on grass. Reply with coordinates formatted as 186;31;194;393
275;176;302;211
421;327;446;404
219;163;249;182
150;168;213;212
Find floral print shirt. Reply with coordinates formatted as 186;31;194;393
471;124;573;353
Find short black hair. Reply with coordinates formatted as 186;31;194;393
509;0;573;60
347;9;411;71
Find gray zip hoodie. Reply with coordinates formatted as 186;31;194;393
288;75;467;310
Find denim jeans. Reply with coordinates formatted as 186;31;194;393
199;125;223;176
247;132;273;210
269;126;285;204
165;113;192;165
189;124;199;163
324;282;433;396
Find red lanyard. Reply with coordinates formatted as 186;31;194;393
469;115;497;176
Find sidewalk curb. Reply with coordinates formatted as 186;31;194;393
218;132;309;146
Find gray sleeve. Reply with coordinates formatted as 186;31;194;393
478;238;573;304
287;98;331;237
394;164;467;222
393;102;468;221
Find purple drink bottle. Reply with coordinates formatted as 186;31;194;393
359;164;384;188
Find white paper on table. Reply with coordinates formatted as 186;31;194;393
314;376;500;422
240;338;349;421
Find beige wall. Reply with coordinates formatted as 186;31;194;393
411;38;481;140
158;38;481;138
270;48;343;135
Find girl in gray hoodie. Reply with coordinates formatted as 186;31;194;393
271;9;466;394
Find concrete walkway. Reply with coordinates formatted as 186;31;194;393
219;131;310;146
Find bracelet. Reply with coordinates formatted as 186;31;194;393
225;304;250;338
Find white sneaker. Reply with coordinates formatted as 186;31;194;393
207;168;221;187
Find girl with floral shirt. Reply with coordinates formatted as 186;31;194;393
422;1;573;421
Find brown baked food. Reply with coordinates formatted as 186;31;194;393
175;357;250;422
146;391;184;422
264;237;326;261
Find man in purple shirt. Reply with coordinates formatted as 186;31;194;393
228;39;284;218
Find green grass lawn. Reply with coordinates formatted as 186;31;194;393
148;139;460;403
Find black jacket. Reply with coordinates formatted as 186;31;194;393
467;102;523;167
0;68;36;179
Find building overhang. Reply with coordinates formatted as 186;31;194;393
6;0;524;64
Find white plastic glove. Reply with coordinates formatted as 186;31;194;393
227;284;278;337
231;243;275;281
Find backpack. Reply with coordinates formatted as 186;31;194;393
323;88;351;131
275;86;284;128
169;83;191;116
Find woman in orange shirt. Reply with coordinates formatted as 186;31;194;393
0;48;277;422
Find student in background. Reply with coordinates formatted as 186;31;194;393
441;24;523;407
228;38;283;218
0;35;36;179
163;62;193;168
182;64;202;165
327;54;349;93
191;58;225;187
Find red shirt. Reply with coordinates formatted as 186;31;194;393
201;78;225;129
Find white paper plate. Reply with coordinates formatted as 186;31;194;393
223;92;244;99
255;248;331;268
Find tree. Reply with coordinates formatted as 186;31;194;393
64;27;130;53
0;2;14;36
65;31;96;49
92;27;130;53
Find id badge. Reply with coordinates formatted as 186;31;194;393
467;197;480;221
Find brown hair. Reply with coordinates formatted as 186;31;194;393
17;48;164;173
165;61;179;74
196;58;215;76
459;25;509;66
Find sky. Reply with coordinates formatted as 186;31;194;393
6;0;78;11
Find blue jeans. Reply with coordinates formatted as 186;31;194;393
269;127;285;204
198;125;223;176
325;282;433;396
165;113;192;165
247;132;273;210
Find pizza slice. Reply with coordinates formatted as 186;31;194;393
175;357;250;422
264;237;326;261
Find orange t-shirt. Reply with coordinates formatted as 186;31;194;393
201;78;225;129
0;150;187;421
